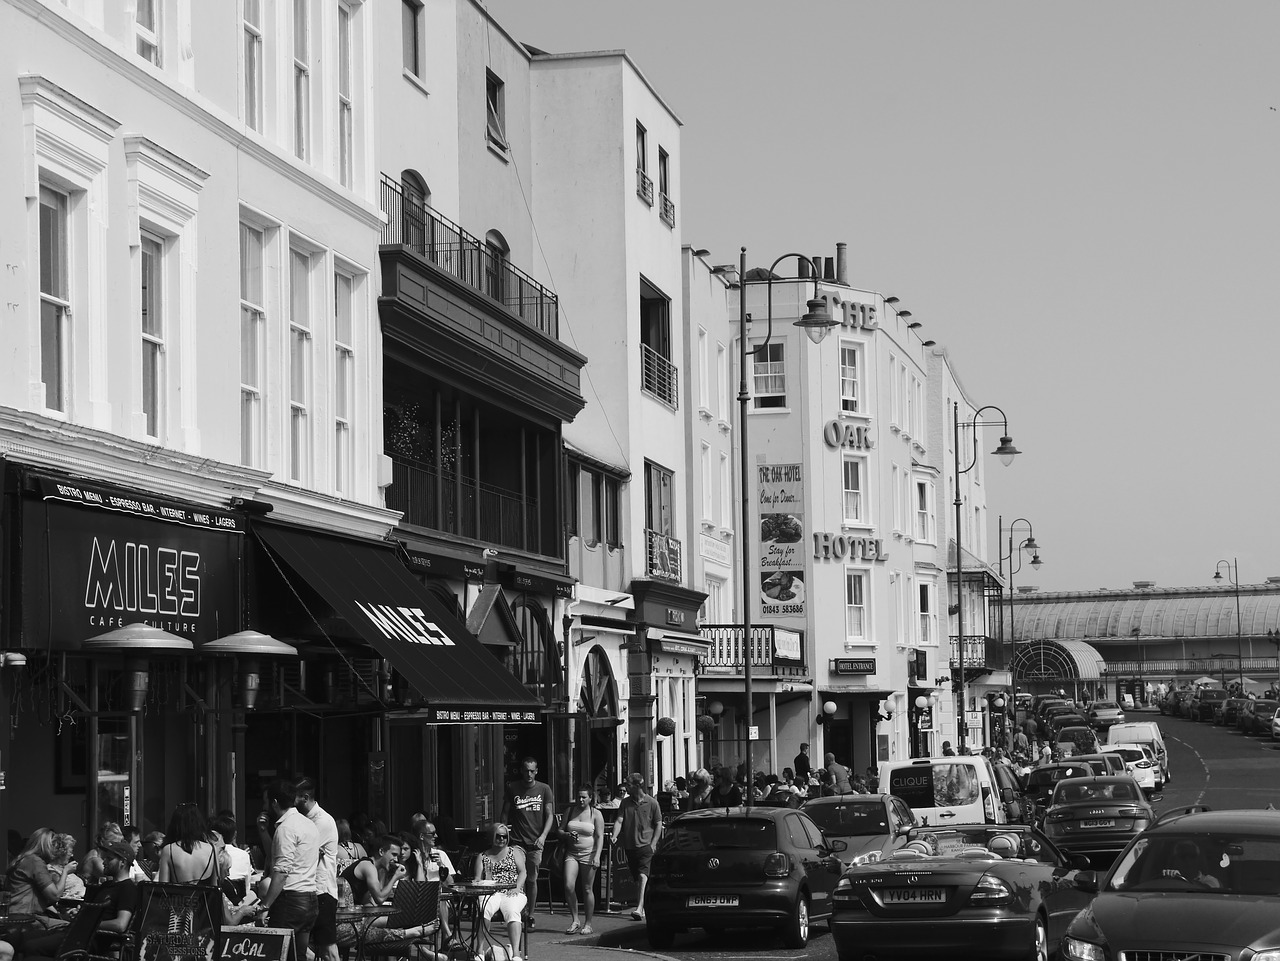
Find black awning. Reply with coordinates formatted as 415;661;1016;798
256;525;541;723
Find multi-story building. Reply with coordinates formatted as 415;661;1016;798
0;0;392;837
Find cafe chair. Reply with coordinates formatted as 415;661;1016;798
54;900;126;961
363;880;440;961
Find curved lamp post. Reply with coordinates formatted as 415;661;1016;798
1212;558;1246;690
738;247;836;806
998;517;1042;690
952;403;1020;752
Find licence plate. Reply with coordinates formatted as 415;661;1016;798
1081;819;1115;828
687;895;738;908
880;887;945;904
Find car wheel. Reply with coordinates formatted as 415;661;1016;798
1028;914;1048;961
780;894;810;948
646;922;676;950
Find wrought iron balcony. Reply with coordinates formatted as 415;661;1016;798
645;529;682;582
637;167;654;205
380;174;558;339
641;344;679;408
698;625;807;676
660;193;676;227
948;634;1005;670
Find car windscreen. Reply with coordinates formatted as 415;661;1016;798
1052;780;1142;804
1025;766;1092;790
1108;748;1146;763
659;818;777;852
804;800;890;837
1199;690;1227;701
1108;835;1280;894
1093;702;1120;710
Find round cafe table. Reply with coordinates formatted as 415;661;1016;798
441;881;515;960
334;903;396;961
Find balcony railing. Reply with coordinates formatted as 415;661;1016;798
386;453;540;552
949;634;1005;670
645;529;682;582
380;175;558;339
660;193;676;227
637;167;654;205
698;625;807;676
641;344;679;408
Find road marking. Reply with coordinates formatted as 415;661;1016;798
1163;733;1211;805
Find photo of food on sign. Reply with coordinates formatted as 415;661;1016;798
761;570;805;605
760;512;803;544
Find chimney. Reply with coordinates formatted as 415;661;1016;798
797;258;810;279
1133;580;1156;589
836;242;849;285
823;256;835;281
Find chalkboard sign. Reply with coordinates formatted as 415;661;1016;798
220;926;294;961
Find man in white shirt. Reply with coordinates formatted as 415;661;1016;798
416;819;456;941
259;778;320;961
296;777;339;961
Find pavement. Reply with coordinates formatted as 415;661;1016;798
457;901;672;961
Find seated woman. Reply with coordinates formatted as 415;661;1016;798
79;822;124;885
157;804;217;883
49;834;86;903
5;828;75;929
473;825;527;961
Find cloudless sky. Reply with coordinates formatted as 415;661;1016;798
485;0;1280;593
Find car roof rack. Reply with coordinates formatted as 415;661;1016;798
1153;804;1213;826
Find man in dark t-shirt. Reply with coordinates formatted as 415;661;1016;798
500;756;554;929
793;743;812;780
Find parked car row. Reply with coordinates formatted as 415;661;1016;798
644;785;1280;961
1158;687;1280;737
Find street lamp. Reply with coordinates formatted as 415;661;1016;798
952;403;1020;753
1212;558;1247;690
738;247;836;808
998;517;1041;695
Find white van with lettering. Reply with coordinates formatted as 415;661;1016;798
878;756;1008;827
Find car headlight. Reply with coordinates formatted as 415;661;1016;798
1061;936;1106;961
1252;952;1280;961
852;850;883;865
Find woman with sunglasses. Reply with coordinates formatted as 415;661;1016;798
473;824;526;961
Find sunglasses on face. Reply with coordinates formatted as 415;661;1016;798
494;834;509;840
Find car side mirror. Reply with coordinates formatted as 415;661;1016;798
1073;869;1098;891
828;838;848;853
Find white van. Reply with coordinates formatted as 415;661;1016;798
1106;721;1169;785
878;756;1009;827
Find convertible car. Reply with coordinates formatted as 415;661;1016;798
830;823;1092;961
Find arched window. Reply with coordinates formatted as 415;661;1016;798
428;583;464;622
400;170;429;250
484;229;509;305
511;597;556;692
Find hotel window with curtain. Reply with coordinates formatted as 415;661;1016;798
752;341;785;409
842;456;864;523
845;571;867;642
840;342;859;413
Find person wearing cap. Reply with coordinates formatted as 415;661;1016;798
2;840;140;961
793;743;812;781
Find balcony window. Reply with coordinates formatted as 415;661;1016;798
636;122;652;204
640;278;677;406
658;147;674;226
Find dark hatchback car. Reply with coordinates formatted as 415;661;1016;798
1063;807;1280;961
1041;775;1154;866
801;794;918;867
1190;688;1228;721
1215;696;1248;727
645;806;847;949
1023;762;1097;816
831;823;1091;961
1238;699;1280;735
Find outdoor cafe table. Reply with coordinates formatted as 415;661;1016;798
441;881;515;960
334;903;396;961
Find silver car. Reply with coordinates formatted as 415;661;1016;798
1087;700;1126;731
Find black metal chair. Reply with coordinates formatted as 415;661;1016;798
361;880;440;961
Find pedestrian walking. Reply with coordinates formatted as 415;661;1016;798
824;753;853;793
560;786;604;936
294;776;338;961
609;774;663;921
500;757;554;930
259;778;320;961
793;742;812;780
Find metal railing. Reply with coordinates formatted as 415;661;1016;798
660;193;676;227
385;453;540;552
645;529;682;582
637;167;654;205
698;625;807;675
641;344;678;408
380;175;558;339
949;634;1004;669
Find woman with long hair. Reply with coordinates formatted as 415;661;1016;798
335;819;366;877
560;786;605;936
157;803;218;883
79;821;123;883
5;828;74;926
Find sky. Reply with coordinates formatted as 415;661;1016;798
484;1;1280;594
